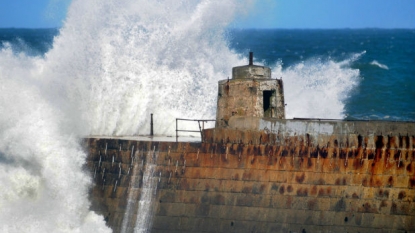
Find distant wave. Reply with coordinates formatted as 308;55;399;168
370;60;389;70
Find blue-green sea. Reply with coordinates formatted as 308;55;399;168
229;29;415;121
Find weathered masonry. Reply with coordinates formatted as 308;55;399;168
85;54;415;233
216;52;285;128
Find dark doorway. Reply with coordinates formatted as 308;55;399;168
263;90;276;117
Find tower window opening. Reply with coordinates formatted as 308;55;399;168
263;90;276;118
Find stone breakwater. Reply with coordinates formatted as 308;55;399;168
85;124;415;233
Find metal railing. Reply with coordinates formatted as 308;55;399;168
176;118;215;141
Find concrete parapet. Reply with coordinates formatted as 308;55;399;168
84;129;415;232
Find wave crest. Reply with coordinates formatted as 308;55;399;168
370;60;389;70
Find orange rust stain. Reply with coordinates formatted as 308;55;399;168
335;177;347;186
310;186;317;196
295;173;305;183
242;171;252;180
287;185;293;193
393;150;400;160
279;185;285;194
259;184;266;193
310;148;318;158
380;200;388;208
353;158;364;170
398;191;406;200
367;149;375;160
406;163;413;173
391;202;398;214
307;158;313;168
362;178;368;187
326;187;332;195
307;199;317;210
376;189;390;199
242;187;252;193
299;147;308;157
368;177;383;187
340;149;347;159
285;196;293;208
332;148;337;158
335;178;341;185
410;176;415;188
359;202;378;213
320;147;328;158
316;178;325;185
296;188;308;196
387;176;394;187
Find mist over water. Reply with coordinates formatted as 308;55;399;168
0;0;363;232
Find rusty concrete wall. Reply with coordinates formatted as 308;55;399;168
84;127;415;233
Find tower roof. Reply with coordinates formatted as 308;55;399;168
232;52;271;79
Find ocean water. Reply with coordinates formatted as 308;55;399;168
229;29;415;121
0;0;414;232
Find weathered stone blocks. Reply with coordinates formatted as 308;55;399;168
85;136;415;233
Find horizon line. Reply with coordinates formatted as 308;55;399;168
1;26;415;30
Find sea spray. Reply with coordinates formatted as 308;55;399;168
46;0;254;137
0;50;110;232
272;53;361;119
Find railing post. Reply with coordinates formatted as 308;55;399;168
175;118;215;142
150;113;153;136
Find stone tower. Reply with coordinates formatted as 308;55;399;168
216;52;285;129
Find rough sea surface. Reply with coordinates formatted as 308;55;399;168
229;28;415;121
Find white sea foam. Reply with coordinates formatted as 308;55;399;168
0;0;361;232
370;60;389;70
273;53;361;119
0;47;110;232
46;0;255;136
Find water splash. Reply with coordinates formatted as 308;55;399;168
46;0;254;137
0;49;110;231
272;52;362;119
121;150;140;233
134;149;160;233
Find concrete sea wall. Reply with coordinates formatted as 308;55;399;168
85;121;415;233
